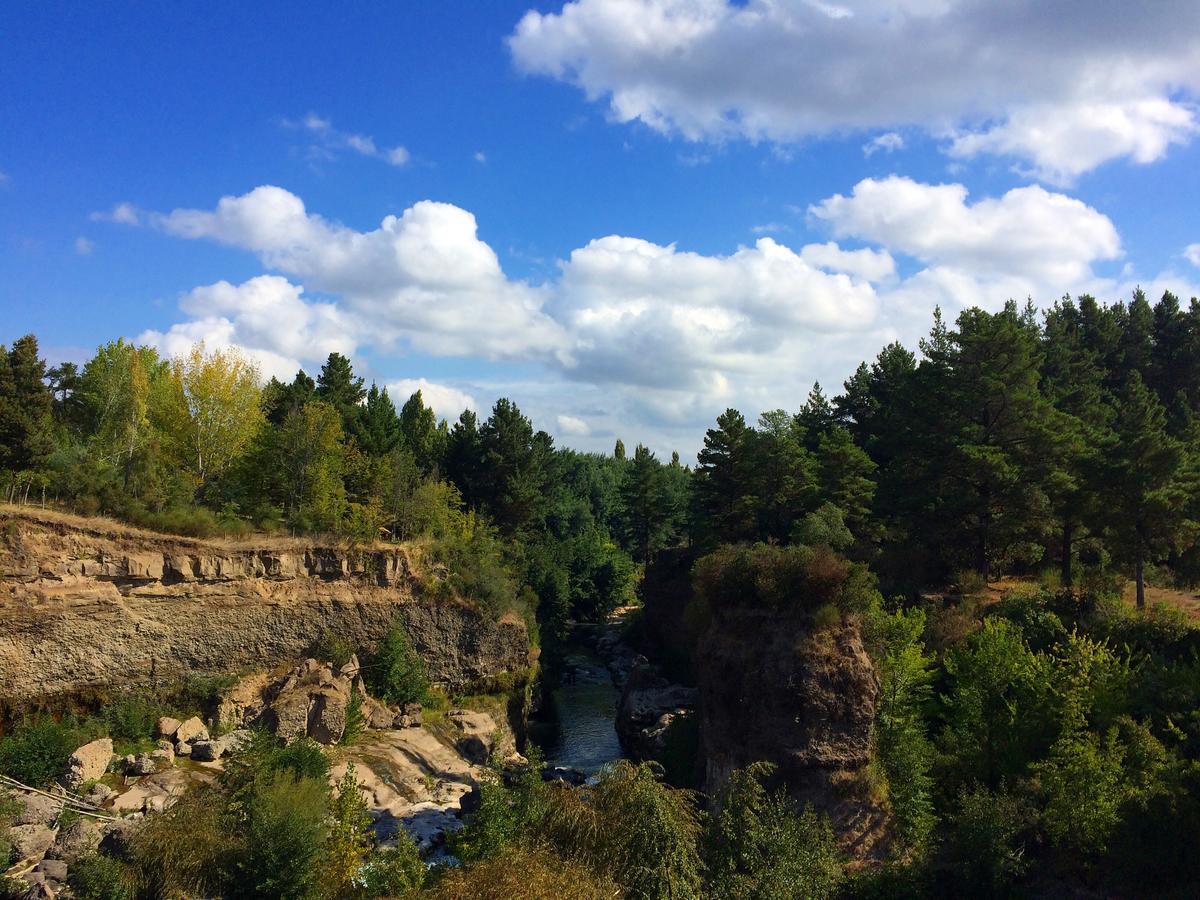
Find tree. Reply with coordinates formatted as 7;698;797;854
0;335;56;497
275;401;345;531
619;444;671;563
694;408;756;544
399;389;442;473
614;438;627;461
815;425;876;540
1102;371;1195;608
751;410;818;542
314;352;364;434
795;382;835;451
479;398;549;535
263;370;315;426
355;383;402;456
161;344;263;490
78;339;163;489
445;409;485;507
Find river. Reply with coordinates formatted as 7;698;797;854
539;645;624;776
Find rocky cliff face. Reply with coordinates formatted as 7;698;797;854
0;509;531;703
697;606;886;855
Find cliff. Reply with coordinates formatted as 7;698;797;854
0;507;531;703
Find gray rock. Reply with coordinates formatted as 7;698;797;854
125;753;157;776
218;729;253;756
174;739;192;757
308;688;347;744
13;793;61;827
9;823;57;860
155;715;182;739
34;858;68;882
46;817;104;862
266;689;312;742
189;740;222;761
83;783;114;806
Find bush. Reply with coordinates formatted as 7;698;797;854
128;786;236;898
364;622;429;706
940;784;1030;898
424;846;618;900
693;542;873;615
238;774;331;899
450;749;550;865
0;715;99;787
310;631;354;671
67;853;135;900
706;762;844;900
359;841;426;897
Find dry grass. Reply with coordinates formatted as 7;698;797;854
0;503;414;554
1120;581;1200;621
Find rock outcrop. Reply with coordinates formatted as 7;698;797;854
61;737;113;789
0;509;531;702
615;660;698;762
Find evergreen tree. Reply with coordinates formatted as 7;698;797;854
614;438;626;461
815;425;876;540
1102;371;1195;608
264;370;315;426
619;444;671;563
795;382;835;451
355;384;402;456
314;353;365;434
399;390;442;474
752;409;817;542
694;408;755;544
0;335;55;494
445;409;485;507
479;398;549;535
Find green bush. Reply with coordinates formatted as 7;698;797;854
706;762;844;900
364;622;429;706
0;715;99;787
238;774;331;900
128;786;236;898
310;631;354;670
941;784;1030;898
67;853;135;900
359;842;426;897
424;846;619;900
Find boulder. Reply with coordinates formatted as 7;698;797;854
189;740;222;762
46;817;104;862
13;793;61;827
125;753;157;776
174;739;192;757
266;689;312;742
174;716;209;743
151;740;175;765
82;783;114;806
99;818;138;859
218;729;253;756
448;710;497;764
308;688;348;744
9;823;57;860
35;858;68;882
155;716;182;739
62;738;113;789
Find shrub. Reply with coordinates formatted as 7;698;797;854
541;761;705;900
693;542;865;614
67;854;135;900
424;846;618;900
311;631;354;670
1035;725;1126;856
0;715;99;787
364;622;429;706
318;767;371;899
450;749;550;865
358;841;426;897
706;762;844;900
237;773;331;900
941;784;1030;898
128;786;236;898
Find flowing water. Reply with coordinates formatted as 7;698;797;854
542;646;624;775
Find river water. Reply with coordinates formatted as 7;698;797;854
541;646;624;775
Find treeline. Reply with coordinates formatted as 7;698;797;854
0;337;688;645
691;290;1200;603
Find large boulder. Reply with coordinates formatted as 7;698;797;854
266;688;313;742
155;716;182;739
174;716;209;744
448;710;497;764
46;817;104;863
616;661;698;762
308;688;348;744
9;823;57;860
12;793;60;827
62;738;113;789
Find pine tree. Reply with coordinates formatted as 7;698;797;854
795;382;835;451
1103;371;1195;608
356;384;402;456
479;398;549;535
399;390;442;474
0;335;56;496
619;444;671;563
264;370;315;426
694;408;755;543
815;425;876;540
315;353;365;434
752;409;817;542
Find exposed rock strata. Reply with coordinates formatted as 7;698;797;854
0;510;530;701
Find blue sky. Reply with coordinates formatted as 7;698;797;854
3;1;1199;457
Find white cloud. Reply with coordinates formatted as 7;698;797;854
509;0;1200;179
556;413;591;436
73;236;95;256
285;112;410;168
90;202;140;225
863;132;904;157
474;151;488;164
0;170;9;187
800;241;895;282
134;179;1159;455
387;378;477;420
1185;243;1200;269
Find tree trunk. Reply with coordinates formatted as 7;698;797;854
1135;548;1146;610
1060;519;1074;587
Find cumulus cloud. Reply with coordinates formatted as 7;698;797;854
509;0;1200;179
1186;243;1200;269
73;237;95;256
284;112;410;167
90;202;140;225
386;378;477;419
126;179;1154;454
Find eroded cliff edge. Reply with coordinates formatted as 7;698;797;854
0;508;531;703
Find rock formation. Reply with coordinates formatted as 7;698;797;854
0;509;531;702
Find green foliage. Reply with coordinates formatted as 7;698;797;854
67;853;135;900
238;773;331;899
128;785;236;898
310;631;354;670
364;622;429;706
0;715;99;787
941;784;1030;898
358;841;426;897
706;762;844;900
424;846;619;900
1035;724;1126;856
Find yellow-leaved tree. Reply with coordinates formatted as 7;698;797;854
161;344;264;489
